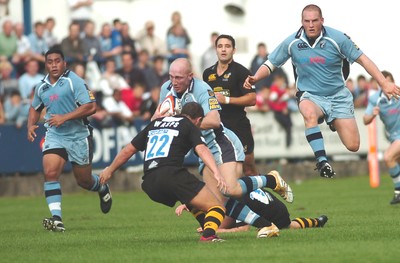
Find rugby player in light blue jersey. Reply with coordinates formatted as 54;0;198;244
27;48;112;232
152;58;293;238
363;71;400;205
245;4;400;178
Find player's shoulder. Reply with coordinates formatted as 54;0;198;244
230;60;250;72
62;70;84;83
323;26;349;41
192;78;213;93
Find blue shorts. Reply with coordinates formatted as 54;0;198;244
299;88;355;124
42;133;93;165
198;127;245;174
387;132;400;143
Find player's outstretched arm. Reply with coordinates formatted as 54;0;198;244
244;64;272;89
357;54;400;99
100;143;137;184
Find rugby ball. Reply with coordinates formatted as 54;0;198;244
159;95;182;116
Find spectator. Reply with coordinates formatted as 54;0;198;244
111;18;123;52
15;86;36;128
130;82;145;117
145;55;168;91
353;74;370;108
61;22;86;65
166;24;190;65
346;78;355;96
267;74;293;148
166;11;191;46
68;0;93;35
0;0;9;19
18;59;44;101
98;22;122;70
82;20;103;66
3;89;22;124
249;42;269;91
98;58;129;99
120;22;138;61
116;52;146;91
249;42;288;91
369;77;379;98
77;60;111;128
0;19;17;61
28;21;48;72
70;62;87;84
12;22;32;76
200;32;218;72
102;88;135;126
140;86;159;121
136;49;151;72
249;86;270;113
0;59;18;97
43;17;59;48
135;20;167;58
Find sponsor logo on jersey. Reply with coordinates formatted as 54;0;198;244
223;72;231;80
209;97;221;110
207;90;215;97
213;86;223;92
49;94;59;102
148;160;158;169
88;90;95;100
344;33;360;50
207;74;217;82
297;42;308;49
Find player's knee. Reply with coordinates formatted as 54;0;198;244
383;151;394;165
302;112;320;125
44;170;60;181
228;183;243;198
346;141;360;152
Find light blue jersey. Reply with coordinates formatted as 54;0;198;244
268;26;363;96
365;90;400;142
160;78;245;171
160;78;222;148
32;70;95;141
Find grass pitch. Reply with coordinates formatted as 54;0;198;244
0;174;399;263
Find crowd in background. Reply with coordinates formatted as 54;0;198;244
0;2;382;130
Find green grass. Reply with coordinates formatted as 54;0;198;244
1;174;399;263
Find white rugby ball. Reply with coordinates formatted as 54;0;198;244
159;95;182;116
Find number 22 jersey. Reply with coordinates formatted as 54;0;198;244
131;115;205;172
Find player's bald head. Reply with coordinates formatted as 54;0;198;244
170;58;192;75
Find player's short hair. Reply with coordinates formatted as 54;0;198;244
181;102;204;119
382;70;395;82
215;34;235;49
45;48;65;61
302;4;322;18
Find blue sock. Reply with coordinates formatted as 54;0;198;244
238;175;267;195
44;181;62;219
90;174;105;192
389;165;400;190
305;126;327;163
224;198;271;228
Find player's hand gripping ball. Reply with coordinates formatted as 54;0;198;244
159;95;182;116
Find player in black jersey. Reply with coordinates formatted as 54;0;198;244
176;189;328;232
203;34;258;176
99;102;227;242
